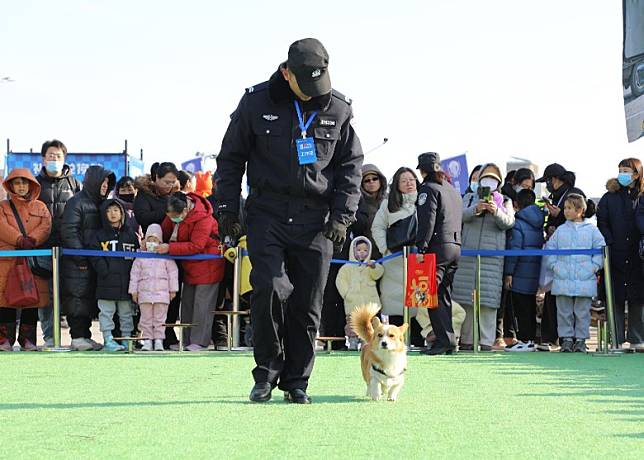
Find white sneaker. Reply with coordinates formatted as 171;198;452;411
505;340;535;352
70;338;94;351
154;339;164;351
141;339;153;351
43;338;54;348
185;343;205;352
169;343;181;351
630;343;644;351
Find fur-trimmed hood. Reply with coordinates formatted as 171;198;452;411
134;174;158;197
605;178;620;193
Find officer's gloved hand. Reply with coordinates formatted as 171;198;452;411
323;220;347;246
218;212;242;241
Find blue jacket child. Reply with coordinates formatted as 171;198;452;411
545;220;605;298
504;203;545;295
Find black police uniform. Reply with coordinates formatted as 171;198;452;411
415;165;463;351
215;68;363;391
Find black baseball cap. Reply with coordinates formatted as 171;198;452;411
287;38;331;98
535;163;567;183
417;152;441;171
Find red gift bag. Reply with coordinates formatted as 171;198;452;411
5;258;40;307
405;253;438;309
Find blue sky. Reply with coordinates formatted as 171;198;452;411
1;0;641;197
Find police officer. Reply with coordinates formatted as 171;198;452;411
415;153;463;355
214;38;363;403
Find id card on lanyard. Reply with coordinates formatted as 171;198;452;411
294;100;318;165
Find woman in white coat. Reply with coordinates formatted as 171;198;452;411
371;167;422;338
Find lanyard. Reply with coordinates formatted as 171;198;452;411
294;100;317;138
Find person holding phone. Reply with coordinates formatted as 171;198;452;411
453;163;515;351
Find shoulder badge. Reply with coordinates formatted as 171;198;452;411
331;89;352;105
245;81;269;94
418;193;428;206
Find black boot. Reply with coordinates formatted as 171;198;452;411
0;322;15;351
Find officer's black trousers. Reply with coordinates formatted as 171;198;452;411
247;211;332;391
426;243;460;350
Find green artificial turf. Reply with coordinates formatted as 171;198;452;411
2;351;643;459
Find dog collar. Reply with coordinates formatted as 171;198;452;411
371;365;406;378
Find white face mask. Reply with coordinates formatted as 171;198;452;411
480;177;499;190
146;241;158;252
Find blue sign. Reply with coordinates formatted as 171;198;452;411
5;152;138;183
441;154;469;195
181;157;203;173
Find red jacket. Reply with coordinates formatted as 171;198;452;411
161;193;224;285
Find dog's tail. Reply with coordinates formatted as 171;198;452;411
350;303;381;342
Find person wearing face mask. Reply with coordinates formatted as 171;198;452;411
535;163;593;351
371;167;426;346
36;139;82;347
155;192;225;351
60;165;116;351
465;165;483;196
453;163;515;351
129;224;179;351
114;176;143;243
134;162;183;348
599;158;644;350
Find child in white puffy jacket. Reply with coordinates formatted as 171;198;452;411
336;236;384;349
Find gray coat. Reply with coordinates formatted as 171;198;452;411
452;192;515;309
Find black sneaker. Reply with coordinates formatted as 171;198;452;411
560;338;574;353
573;339;587;353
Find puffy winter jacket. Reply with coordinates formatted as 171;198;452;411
336;236;384;315
0;168;52;307
36;165;81;248
452;192;515;309
90;200;140;300
60;166;116;297
598;179;644;304
161;192;225;285
504;204;545;295
371;192;417;316
133;175;172;233
129;256;179;305
545;220;605;297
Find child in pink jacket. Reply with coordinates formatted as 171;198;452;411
129;224;179;351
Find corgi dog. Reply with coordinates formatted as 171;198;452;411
350;303;408;401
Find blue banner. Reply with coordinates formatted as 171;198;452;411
441;154;469;195
5;152;140;182
181;157;203;173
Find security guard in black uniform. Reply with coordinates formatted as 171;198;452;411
415;152;463;355
214;38;363;403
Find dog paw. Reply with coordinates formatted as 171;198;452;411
387;397;397;402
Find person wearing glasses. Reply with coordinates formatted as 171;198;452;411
215;38;363;404
133;162;183;349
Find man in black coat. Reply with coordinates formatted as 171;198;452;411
535;163;595;350
60;165;116;351
36;139;82;346
215;38;363;404
415;152;463;355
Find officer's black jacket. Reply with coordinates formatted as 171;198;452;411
215;67;363;225
415;176;463;253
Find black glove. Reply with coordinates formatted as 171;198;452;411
323;220;347;246
218;212;242;241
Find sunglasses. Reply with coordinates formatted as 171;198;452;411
362;176;379;184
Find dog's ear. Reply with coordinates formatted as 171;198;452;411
371;316;381;330
398;323;409;336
